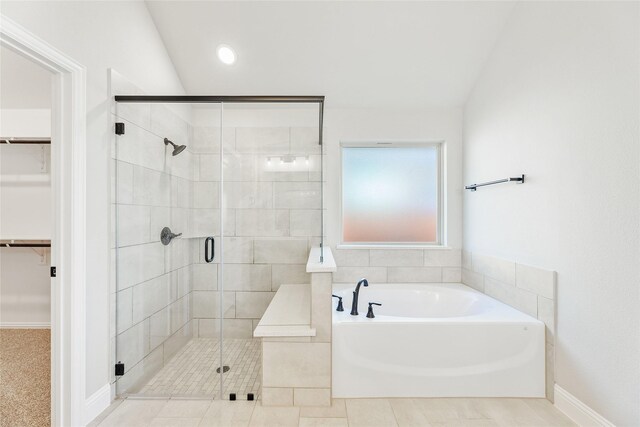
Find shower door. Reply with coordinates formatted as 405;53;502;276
113;101;225;397
218;103;323;400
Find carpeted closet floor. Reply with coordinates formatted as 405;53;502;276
0;329;50;427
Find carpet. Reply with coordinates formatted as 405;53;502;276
0;329;50;427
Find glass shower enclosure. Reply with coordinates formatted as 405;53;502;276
112;96;324;399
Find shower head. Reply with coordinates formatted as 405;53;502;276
172;144;187;156
164;138;187;156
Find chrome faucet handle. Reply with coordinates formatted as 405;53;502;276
366;302;382;319
332;294;344;312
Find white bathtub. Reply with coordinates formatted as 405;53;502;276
332;283;545;398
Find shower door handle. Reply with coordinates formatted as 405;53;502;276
205;237;215;263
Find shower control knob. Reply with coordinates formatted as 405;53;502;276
160;227;182;245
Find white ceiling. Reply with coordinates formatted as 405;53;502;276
146;1;514;108
0;45;52;109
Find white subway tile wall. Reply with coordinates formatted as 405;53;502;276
262;342;331;388
369;249;424;267
461;250;557;400
331;248;461;284
442;267;462;282
387;266;443;283
191;124;321;344
484;277;537;317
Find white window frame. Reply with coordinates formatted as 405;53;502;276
339;141;444;248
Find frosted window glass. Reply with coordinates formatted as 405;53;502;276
342;146;438;243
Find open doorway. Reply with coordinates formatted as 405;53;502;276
1;16;87;426
0;42;54;427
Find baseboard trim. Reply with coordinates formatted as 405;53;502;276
554;384;614;427
0;322;50;329
85;383;111;425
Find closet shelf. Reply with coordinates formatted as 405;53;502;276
0;239;51;248
0;137;51;145
0;174;50;184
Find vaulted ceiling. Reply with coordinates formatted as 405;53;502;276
146;1;514;108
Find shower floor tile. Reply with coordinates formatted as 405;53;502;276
138;338;261;399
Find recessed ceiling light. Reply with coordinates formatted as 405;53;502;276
217;44;236;65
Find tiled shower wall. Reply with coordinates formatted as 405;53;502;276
332;247;462;283
189;125;322;339
110;71;195;393
461;250;557;400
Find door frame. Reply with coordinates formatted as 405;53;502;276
1;15;87;426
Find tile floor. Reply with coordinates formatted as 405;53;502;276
89;397;576;426
136;338;261;399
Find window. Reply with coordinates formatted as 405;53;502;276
341;143;441;245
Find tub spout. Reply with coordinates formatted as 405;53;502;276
350;278;369;315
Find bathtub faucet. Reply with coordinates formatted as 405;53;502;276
350;278;369;315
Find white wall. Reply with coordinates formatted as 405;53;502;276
325;108;463;250
0;248;51;326
463;2;639;425
0;109;51;136
0;109;52;240
0;44;52;109
1;1;185;397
